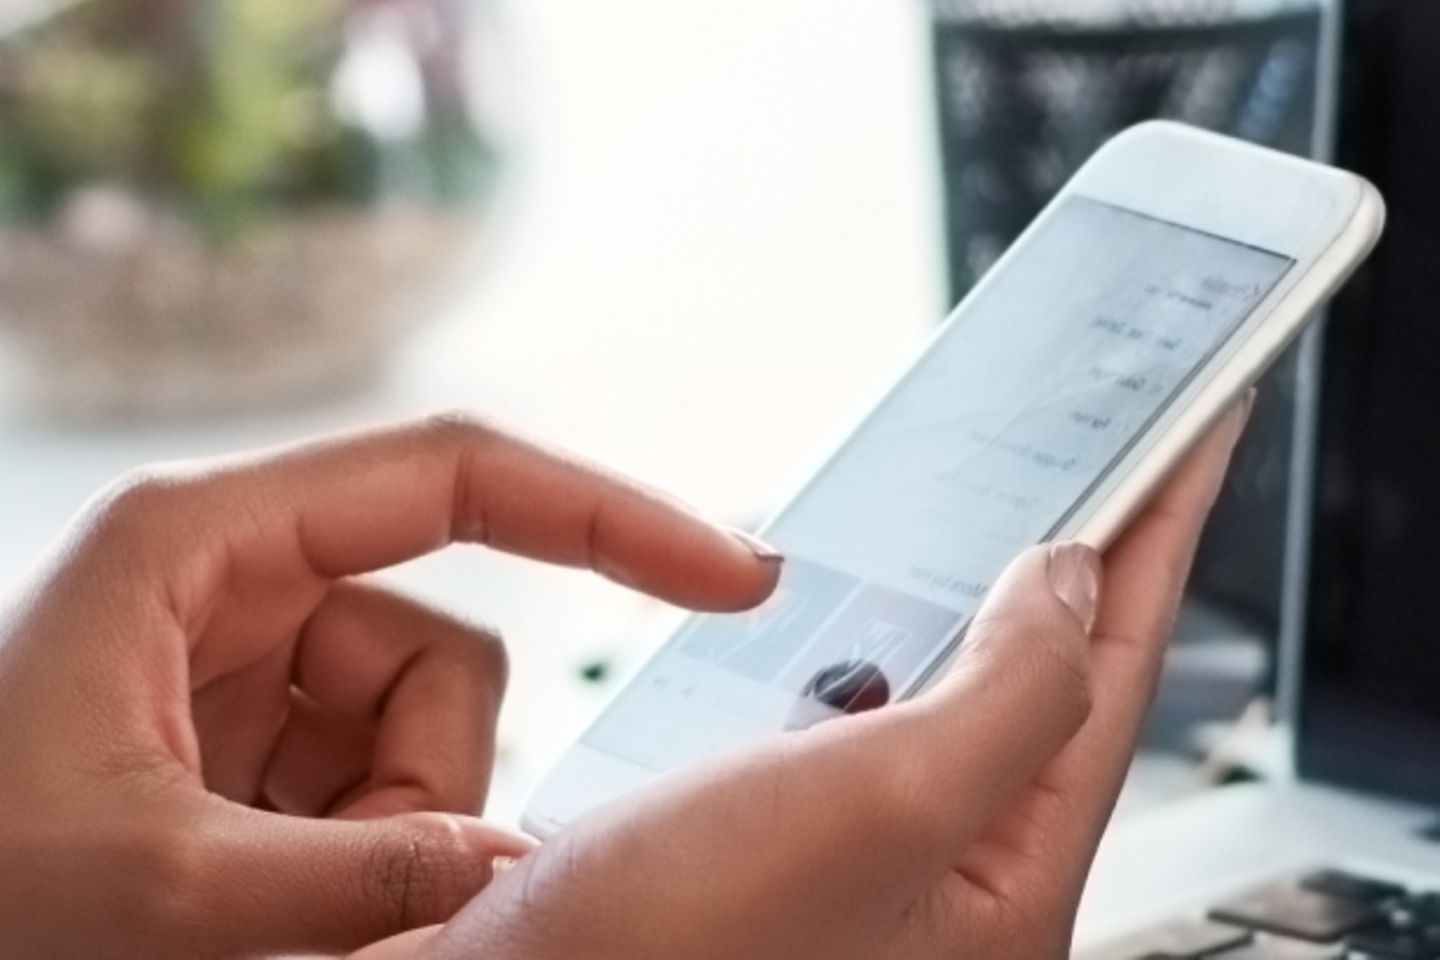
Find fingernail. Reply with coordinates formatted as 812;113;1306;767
493;855;518;874
1047;542;1101;633
729;527;784;563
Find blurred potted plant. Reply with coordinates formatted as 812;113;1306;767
0;0;497;419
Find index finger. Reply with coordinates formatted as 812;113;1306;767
104;412;782;614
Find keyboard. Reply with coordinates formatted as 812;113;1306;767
1081;868;1440;958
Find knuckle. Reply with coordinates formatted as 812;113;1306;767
427;617;509;700
464;625;510;697
77;466;195;555
422;409;501;447
469;627;509;693
421;410;500;544
94;467;189;523
363;814;477;932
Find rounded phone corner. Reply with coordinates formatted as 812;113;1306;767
1351;175;1388;243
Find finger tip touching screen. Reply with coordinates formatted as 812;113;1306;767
524;122;1385;840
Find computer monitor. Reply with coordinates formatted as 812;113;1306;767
929;6;1329;665
1297;0;1440;804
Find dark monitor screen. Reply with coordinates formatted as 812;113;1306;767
1298;0;1440;803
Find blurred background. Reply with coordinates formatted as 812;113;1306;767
0;0;1338;822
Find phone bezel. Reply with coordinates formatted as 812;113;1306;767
522;121;1385;839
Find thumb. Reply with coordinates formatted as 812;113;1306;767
886;541;1103;863
928;540;1101;736
189;802;534;956
606;543;1105;902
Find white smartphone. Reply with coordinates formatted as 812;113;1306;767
523;121;1384;839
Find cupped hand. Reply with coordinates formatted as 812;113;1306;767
0;414;781;958
391;401;1250;960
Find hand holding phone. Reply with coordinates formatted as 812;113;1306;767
527;122;1383;835
412;410;1248;960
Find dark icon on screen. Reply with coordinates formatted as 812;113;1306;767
801;659;892;715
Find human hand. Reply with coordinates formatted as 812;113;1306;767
0;414;781;958
392;401;1251;960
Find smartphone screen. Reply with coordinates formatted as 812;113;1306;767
583;195;1294;774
